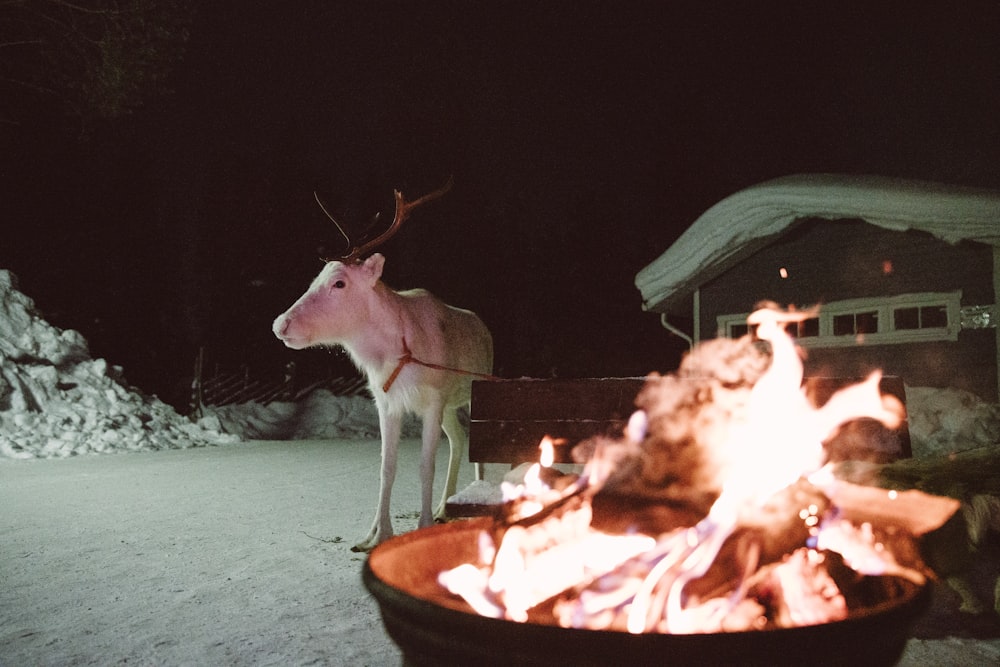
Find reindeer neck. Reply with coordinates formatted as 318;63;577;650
341;281;409;376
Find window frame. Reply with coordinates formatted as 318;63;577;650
717;291;962;347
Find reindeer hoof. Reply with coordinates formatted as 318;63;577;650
352;535;380;552
353;527;392;552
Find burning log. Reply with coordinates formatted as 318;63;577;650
435;304;959;639
751;548;848;629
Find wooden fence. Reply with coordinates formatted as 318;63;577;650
189;348;368;414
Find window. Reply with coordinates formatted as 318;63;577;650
833;311;878;336
717;291;961;348
797;316;820;338
893;304;947;330
728;322;750;338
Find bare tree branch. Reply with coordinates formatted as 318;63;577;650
0;0;195;129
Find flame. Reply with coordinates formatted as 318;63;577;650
438;304;949;634
500;436;561;518
539;435;555;467
707;307;901;520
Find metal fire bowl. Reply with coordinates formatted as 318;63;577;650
363;518;930;667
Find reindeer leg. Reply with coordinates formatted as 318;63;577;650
436;407;466;521
419;407;444;529
353;408;402;552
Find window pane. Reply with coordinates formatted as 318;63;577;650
729;323;749;338
894;307;920;330
856;311;878;334
833;314;854;336
798;317;819;337
921;305;948;328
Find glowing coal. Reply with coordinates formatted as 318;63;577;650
438;305;959;634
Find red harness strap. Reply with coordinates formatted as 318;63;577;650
382;337;501;393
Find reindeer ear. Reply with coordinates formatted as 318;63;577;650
361;253;385;282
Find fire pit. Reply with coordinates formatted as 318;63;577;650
364;307;949;666
363;519;929;667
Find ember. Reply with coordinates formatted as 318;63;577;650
437;305;959;635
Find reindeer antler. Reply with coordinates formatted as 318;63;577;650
315;176;454;264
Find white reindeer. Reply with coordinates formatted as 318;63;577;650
272;180;493;551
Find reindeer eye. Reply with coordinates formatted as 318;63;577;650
333;280;346;289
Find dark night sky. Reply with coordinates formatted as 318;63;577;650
3;3;1000;409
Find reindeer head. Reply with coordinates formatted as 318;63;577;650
272;253;386;349
272;178;453;350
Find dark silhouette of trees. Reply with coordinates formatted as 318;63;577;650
0;0;194;133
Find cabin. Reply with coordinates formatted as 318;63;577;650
634;174;1000;401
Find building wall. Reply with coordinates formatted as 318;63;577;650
699;219;997;399
802;332;996;400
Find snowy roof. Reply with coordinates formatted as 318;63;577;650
635;174;1000;314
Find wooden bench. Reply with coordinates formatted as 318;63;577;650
466;375;911;468
468;378;646;465
448;375;910;518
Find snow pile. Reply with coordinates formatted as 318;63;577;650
0;270;238;459
448;479;505;506
448;463;562;506
206;390;421;441
906;385;1000;458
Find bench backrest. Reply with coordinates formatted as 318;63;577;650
469;378;645;464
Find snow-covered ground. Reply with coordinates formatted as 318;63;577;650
2;269;1000;664
2;437;998;666
0;440;1000;666
0;437;476;665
